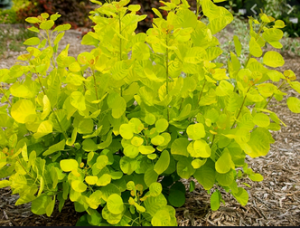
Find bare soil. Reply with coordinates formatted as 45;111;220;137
0;27;300;226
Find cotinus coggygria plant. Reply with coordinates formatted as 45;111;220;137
1;0;300;226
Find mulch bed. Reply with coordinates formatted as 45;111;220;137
0;26;300;226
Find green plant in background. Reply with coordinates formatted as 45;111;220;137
281;32;300;56
0;0;30;23
1;0;300;226
0;24;37;57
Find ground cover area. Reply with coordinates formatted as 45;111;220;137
0;25;300;226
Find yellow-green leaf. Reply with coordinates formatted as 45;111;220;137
60;159;78;172
215;149;235;174
24;37;40;46
233;35;242;56
263;51;284;68
249;37;262;57
253;113;270;127
11;99;36;124
287;97;300;113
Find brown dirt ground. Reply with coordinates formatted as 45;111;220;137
0;26;300;226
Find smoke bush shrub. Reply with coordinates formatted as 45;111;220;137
0;0;300;226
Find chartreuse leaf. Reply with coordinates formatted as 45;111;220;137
253;113;270;127
154;150;170;175
120;124;134;139
191;158;207;169
24;37;40;46
194;159;215;190
177;157;195;179
186;123;206;140
60;159;78;172
87;209;102;226
287;97;300;113
263;51;284;68
232;187;248;206
215;148;235;174
82;139;98;152
96;173;111;186
131;136;144;147
43;139;65;156
244;128;274;158
107;92;126;119
72;180;87;193
40;20;54;30
86;190;102;209
233;35;242;56
155;119;169;133
107;194;124;214
144;167;158;187
41;95;51;120
188;140;211;158
145;113;156;125
85;176;98;185
132;43;150;61
249;37;262;57
31;195;50;215
210;190;221;211
0;180;10;188
149;182;162;197
0;152;7;170
11;99;36;124
70;91;86;111
54;24;71;32
144;193;167;217
151;135;165;146
102;205;123;225
33;120;53;139
139;145;155;155
129;118;144;134
171;138;189;157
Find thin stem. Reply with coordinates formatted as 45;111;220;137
166;35;169;96
36;72;68;141
46;30;56;68
16;157;37;182
166;34;170;122
119;12;123;97
263;81;286;109
198;79;207;105
0;84;12;106
244;22;265;67
92;69;100;109
231;86;252;129
210;134;216;148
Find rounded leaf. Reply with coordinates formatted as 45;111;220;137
168;189;185;207
24;37;40;46
187;123;206;140
215;149;235;174
155;119;169;133
149;182;162;197
253;113;270;127
107;194;124;214
60;159;78;172
71;180;87;193
120;124;134;139
287;97;300;113
11;99;36;123
154;150;170;175
151;135;165;146
263;51;284;68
